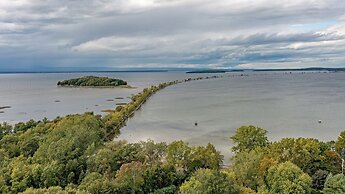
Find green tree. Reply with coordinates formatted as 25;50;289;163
166;141;191;170
231;126;268;153
13;119;40;133
311;170;329;191
0;122;12;140
179;169;240;194
265;161;312;194
323;174;345;194
78;172;115;194
87;141;145;177
188;143;223;171
142;164;180;193
33;113;105;187
269;138;322;175
0;134;20;158
150;185;176;194
335;131;345;154
22;186;85;194
114;162;145;194
140;140;167;165
20;135;40;157
230;148;266;191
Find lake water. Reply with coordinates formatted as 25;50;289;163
0;72;197;123
119;71;345;161
1;71;345;161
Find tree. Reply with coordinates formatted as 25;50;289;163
230;148;266;191
335;131;345;154
269;138;322;175
166;141;191;170
32;113;105;187
150;185;176;194
13;119;39;133
78;172;115;193
140;140;167;165
265;162;312;194
0;134;20;158
188;143;223;171
321;149;342;174
19;135;40;157
22;186;85;194
114;162;145;194
323;174;345;194
142;164;180;193
230;126;268;153
341;148;345;174
179;169;240;194
0;122;12;140
311;170;329;191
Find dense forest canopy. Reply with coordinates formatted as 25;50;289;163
1;117;345;194
57;76;128;87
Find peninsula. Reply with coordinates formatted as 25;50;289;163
57;76;130;88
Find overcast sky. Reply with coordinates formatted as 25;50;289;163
1;0;345;71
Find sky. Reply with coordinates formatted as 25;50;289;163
1;0;345;71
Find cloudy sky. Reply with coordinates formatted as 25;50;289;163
1;0;345;71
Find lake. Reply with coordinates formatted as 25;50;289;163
1;71;345;161
0;72;197;123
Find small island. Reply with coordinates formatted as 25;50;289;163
57;76;131;88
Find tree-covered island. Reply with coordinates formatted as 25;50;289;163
57;76;130;88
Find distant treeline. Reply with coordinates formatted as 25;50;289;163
186;67;345;73
57;76;128;87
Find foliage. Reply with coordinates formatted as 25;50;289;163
335;131;345;154
231;125;269;153
179;169;240;194
230;148;266;191
78;172;115;193
13;119;41;133
311;169;329;191
0;122;12;140
22;186;86;194
269;138;322;175
57;76;127;87
114;161;145;193
188;143;223;171
149;185;176;194
87;141;145;176
265;161;312;194
166;141;191;170
323;173;345;194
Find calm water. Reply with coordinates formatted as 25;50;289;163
119;72;345;161
0;72;197;123
1;71;345;161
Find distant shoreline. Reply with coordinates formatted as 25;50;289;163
1;67;345;74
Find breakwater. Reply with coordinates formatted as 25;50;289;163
103;75;223;140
